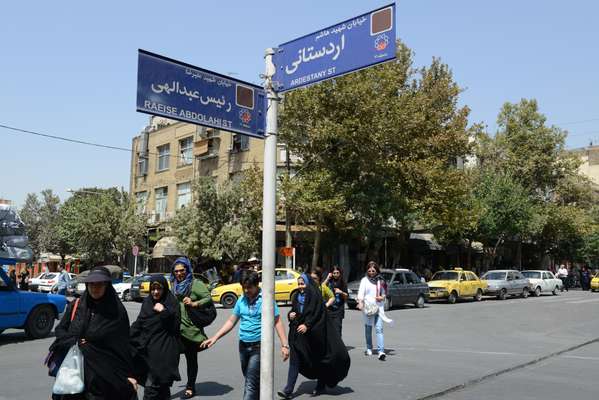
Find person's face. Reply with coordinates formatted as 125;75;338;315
151;283;163;300
332;270;341;280
173;264;187;282
297;277;306;292
310;272;320;284
367;267;377;277
88;282;107;300
242;283;259;299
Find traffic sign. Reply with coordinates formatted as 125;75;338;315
137;50;266;138
132;245;139;257
279;247;294;257
273;3;396;92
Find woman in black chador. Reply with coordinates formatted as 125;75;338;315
130;275;181;400
49;266;138;400
279;273;350;398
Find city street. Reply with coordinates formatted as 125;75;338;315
1;290;599;400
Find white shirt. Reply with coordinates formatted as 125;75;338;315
557;267;568;278
357;277;384;307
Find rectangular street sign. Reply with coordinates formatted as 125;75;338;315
273;3;396;92
137;50;266;138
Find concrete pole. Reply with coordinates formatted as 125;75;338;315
285;146;293;269
260;47;278;400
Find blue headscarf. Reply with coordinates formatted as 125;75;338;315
297;273;310;313
171;257;193;297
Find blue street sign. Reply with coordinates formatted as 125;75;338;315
273;3;396;92
137;50;265;138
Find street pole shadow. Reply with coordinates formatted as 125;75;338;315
170;381;234;398
295;381;354;397
0;331;55;347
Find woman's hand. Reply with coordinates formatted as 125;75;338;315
153;303;165;313
297;324;308;334
357;302;363;311
289;312;296;320
183;297;193;306
201;337;217;349
79;338;87;346
127;377;138;391
281;346;290;361
375;295;384;302
334;288;343;294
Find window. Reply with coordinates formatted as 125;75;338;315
406;272;419;284
393;273;405;284
231;134;250;152
135;191;148;214
275;270;289;281
467;272;477;281
157;144;170;171
179;137;193;166
177;182;191;209
155;187;168;219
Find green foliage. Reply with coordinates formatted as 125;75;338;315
279;41;474;244
57;188;146;266
171;171;262;263
19;189;64;258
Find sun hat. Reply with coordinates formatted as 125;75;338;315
82;266;112;283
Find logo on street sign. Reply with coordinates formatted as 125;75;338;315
132;245;139;257
273;3;396;92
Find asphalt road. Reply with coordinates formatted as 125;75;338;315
1;290;599;400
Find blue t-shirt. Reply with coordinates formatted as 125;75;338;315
233;291;280;343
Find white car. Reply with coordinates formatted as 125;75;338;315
522;270;563;297
29;273;49;291
42;273;76;293
113;277;133;301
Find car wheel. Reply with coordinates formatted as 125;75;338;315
123;290;132;302
448;291;458;304
25;305;54;339
521;288;529;298
384;297;392;311
474;289;483;302
498;289;507;300
415;295;425;308
552;286;558;296
221;293;238;309
534;286;541;297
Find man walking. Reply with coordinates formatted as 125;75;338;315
557;264;569;292
55;264;70;295
201;270;289;400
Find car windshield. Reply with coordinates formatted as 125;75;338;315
123;276;132;283
522;271;541;279
431;271;459;281
382;272;393;282
483;272;507;280
45;273;57;279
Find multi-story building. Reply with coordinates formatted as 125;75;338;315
570;144;599;186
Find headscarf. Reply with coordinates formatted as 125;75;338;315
170;257;193;297
367;270;388;297
130;274;181;386
296;273;310;313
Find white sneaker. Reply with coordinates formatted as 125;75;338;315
378;352;386;361
364;349;372;356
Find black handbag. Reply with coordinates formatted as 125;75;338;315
186;301;217;328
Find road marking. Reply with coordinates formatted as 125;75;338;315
566;298;599;304
561;355;599;361
414;336;599;400
400;347;529;357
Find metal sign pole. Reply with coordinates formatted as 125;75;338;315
260;47;278;400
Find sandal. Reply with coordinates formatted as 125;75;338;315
183;387;195;399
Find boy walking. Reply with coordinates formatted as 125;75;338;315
202;270;289;400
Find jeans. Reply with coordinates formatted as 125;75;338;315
283;351;300;395
365;314;384;354
239;341;261;400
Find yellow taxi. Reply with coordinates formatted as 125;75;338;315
427;268;487;304
591;272;599;292
211;268;300;308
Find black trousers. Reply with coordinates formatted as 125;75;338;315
181;336;200;390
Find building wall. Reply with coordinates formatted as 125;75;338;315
129;117;286;226
573;145;599;185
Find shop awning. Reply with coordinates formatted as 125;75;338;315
152;236;183;259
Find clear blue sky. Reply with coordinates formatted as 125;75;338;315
2;0;598;207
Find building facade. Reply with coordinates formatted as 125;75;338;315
571;145;599;186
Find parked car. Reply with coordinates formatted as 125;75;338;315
427;268;488;304
347;268;429;310
522;270;563;296
482;270;531;300
46;273;77;293
0;265;67;338
591;272;599;292
114;276;133;301
28;272;48;292
130;273;150;301
37;273;58;293
211;268;300;308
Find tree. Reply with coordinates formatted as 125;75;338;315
19;189;63;259
171;171;263;264
279;41;475;262
57;188;146;266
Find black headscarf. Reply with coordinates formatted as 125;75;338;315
130;275;181;387
289;274;350;387
50;281;135;399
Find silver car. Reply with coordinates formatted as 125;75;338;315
482;270;530;300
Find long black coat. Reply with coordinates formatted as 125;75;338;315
50;286;136;400
288;276;350;387
130;275;181;387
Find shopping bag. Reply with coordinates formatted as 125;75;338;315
52;344;85;395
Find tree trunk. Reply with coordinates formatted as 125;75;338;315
311;228;322;268
466;240;472;270
516;240;522;270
